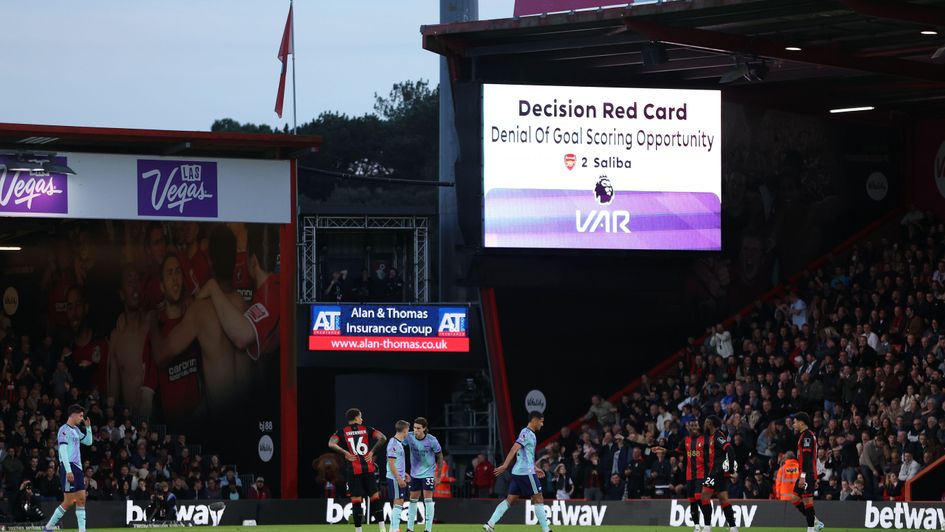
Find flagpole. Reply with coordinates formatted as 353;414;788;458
290;0;297;135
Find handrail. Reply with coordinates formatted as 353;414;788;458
538;207;904;449
905;452;945;501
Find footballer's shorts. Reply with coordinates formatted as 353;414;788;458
687;478;705;498
702;472;730;493
794;478;817;497
409;476;436;492
387;477;405;501
346;468;378;499
509;473;542;497
60;463;85;493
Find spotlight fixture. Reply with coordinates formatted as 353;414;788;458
829;106;875;114
933;45;945;63
719;60;768;84
1;158;44;173
0;153;76;175
785;46;802;51
641;41;669;67
40;162;76;175
921;30;939;36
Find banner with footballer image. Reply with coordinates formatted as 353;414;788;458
0;218;283;492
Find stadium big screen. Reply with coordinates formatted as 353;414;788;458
483;83;722;250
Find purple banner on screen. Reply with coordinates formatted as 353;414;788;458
0;156;69;215
484;188;721;250
137;159;218;218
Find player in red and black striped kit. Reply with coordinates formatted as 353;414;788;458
699;416;739;532
791;412;825;532
329;408;389;532
674;420;709;531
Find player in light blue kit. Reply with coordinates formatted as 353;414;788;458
484;412;550;532
405;417;443;532
387;420;411;532
45;404;93;532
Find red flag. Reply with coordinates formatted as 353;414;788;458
275;4;293;118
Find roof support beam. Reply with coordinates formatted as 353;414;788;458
836;0;945;27
622;17;945;82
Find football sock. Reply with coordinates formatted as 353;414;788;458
488;500;510;526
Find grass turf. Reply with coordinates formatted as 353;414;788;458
57;526;898;532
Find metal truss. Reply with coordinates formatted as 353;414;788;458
298;216;430;304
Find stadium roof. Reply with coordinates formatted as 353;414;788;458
0;123;321;160
421;0;945;114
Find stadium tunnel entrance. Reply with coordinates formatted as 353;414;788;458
0;123;321;498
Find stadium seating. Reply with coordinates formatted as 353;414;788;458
533;209;945;502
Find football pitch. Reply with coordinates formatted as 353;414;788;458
70;526;894;532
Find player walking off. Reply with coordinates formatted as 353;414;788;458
791;412;825;532
329;408;389;532
387;420;411;532
405;417;443;532
484;412;551;532
45;404;93;532
675;419;708;532
699;415;739;532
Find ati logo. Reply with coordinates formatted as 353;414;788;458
576;210;631;233
526;501;607;526
126;500;225;526
326;499;425;525
564;153;576;170
311;306;342;335
437;308;467;337
669;500;756;528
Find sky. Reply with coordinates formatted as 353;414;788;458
1;1;514;131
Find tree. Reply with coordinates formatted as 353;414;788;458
210;80;439;207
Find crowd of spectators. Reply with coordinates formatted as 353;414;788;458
0;328;264;515
0;222;270;520
323;266;405;302
532;212;945;502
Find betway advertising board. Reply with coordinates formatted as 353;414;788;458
309;304;470;352
16;499;945;528
0;152;289;223
483;83;721;250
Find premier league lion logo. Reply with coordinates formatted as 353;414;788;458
594;176;614;205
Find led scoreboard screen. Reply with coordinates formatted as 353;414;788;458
308;304;469;352
482;83;721;250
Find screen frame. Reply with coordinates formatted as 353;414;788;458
479;82;723;254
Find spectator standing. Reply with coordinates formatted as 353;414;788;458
710;324;734;358
473;453;495;497
583;454;603;501
551;464;574;500
583;395;617;427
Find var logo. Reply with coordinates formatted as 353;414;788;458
575;210;631;233
437;308;467;337
311;306;342;335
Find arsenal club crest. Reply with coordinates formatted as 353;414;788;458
564;153;576;170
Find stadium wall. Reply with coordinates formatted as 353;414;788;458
26;498;945;529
